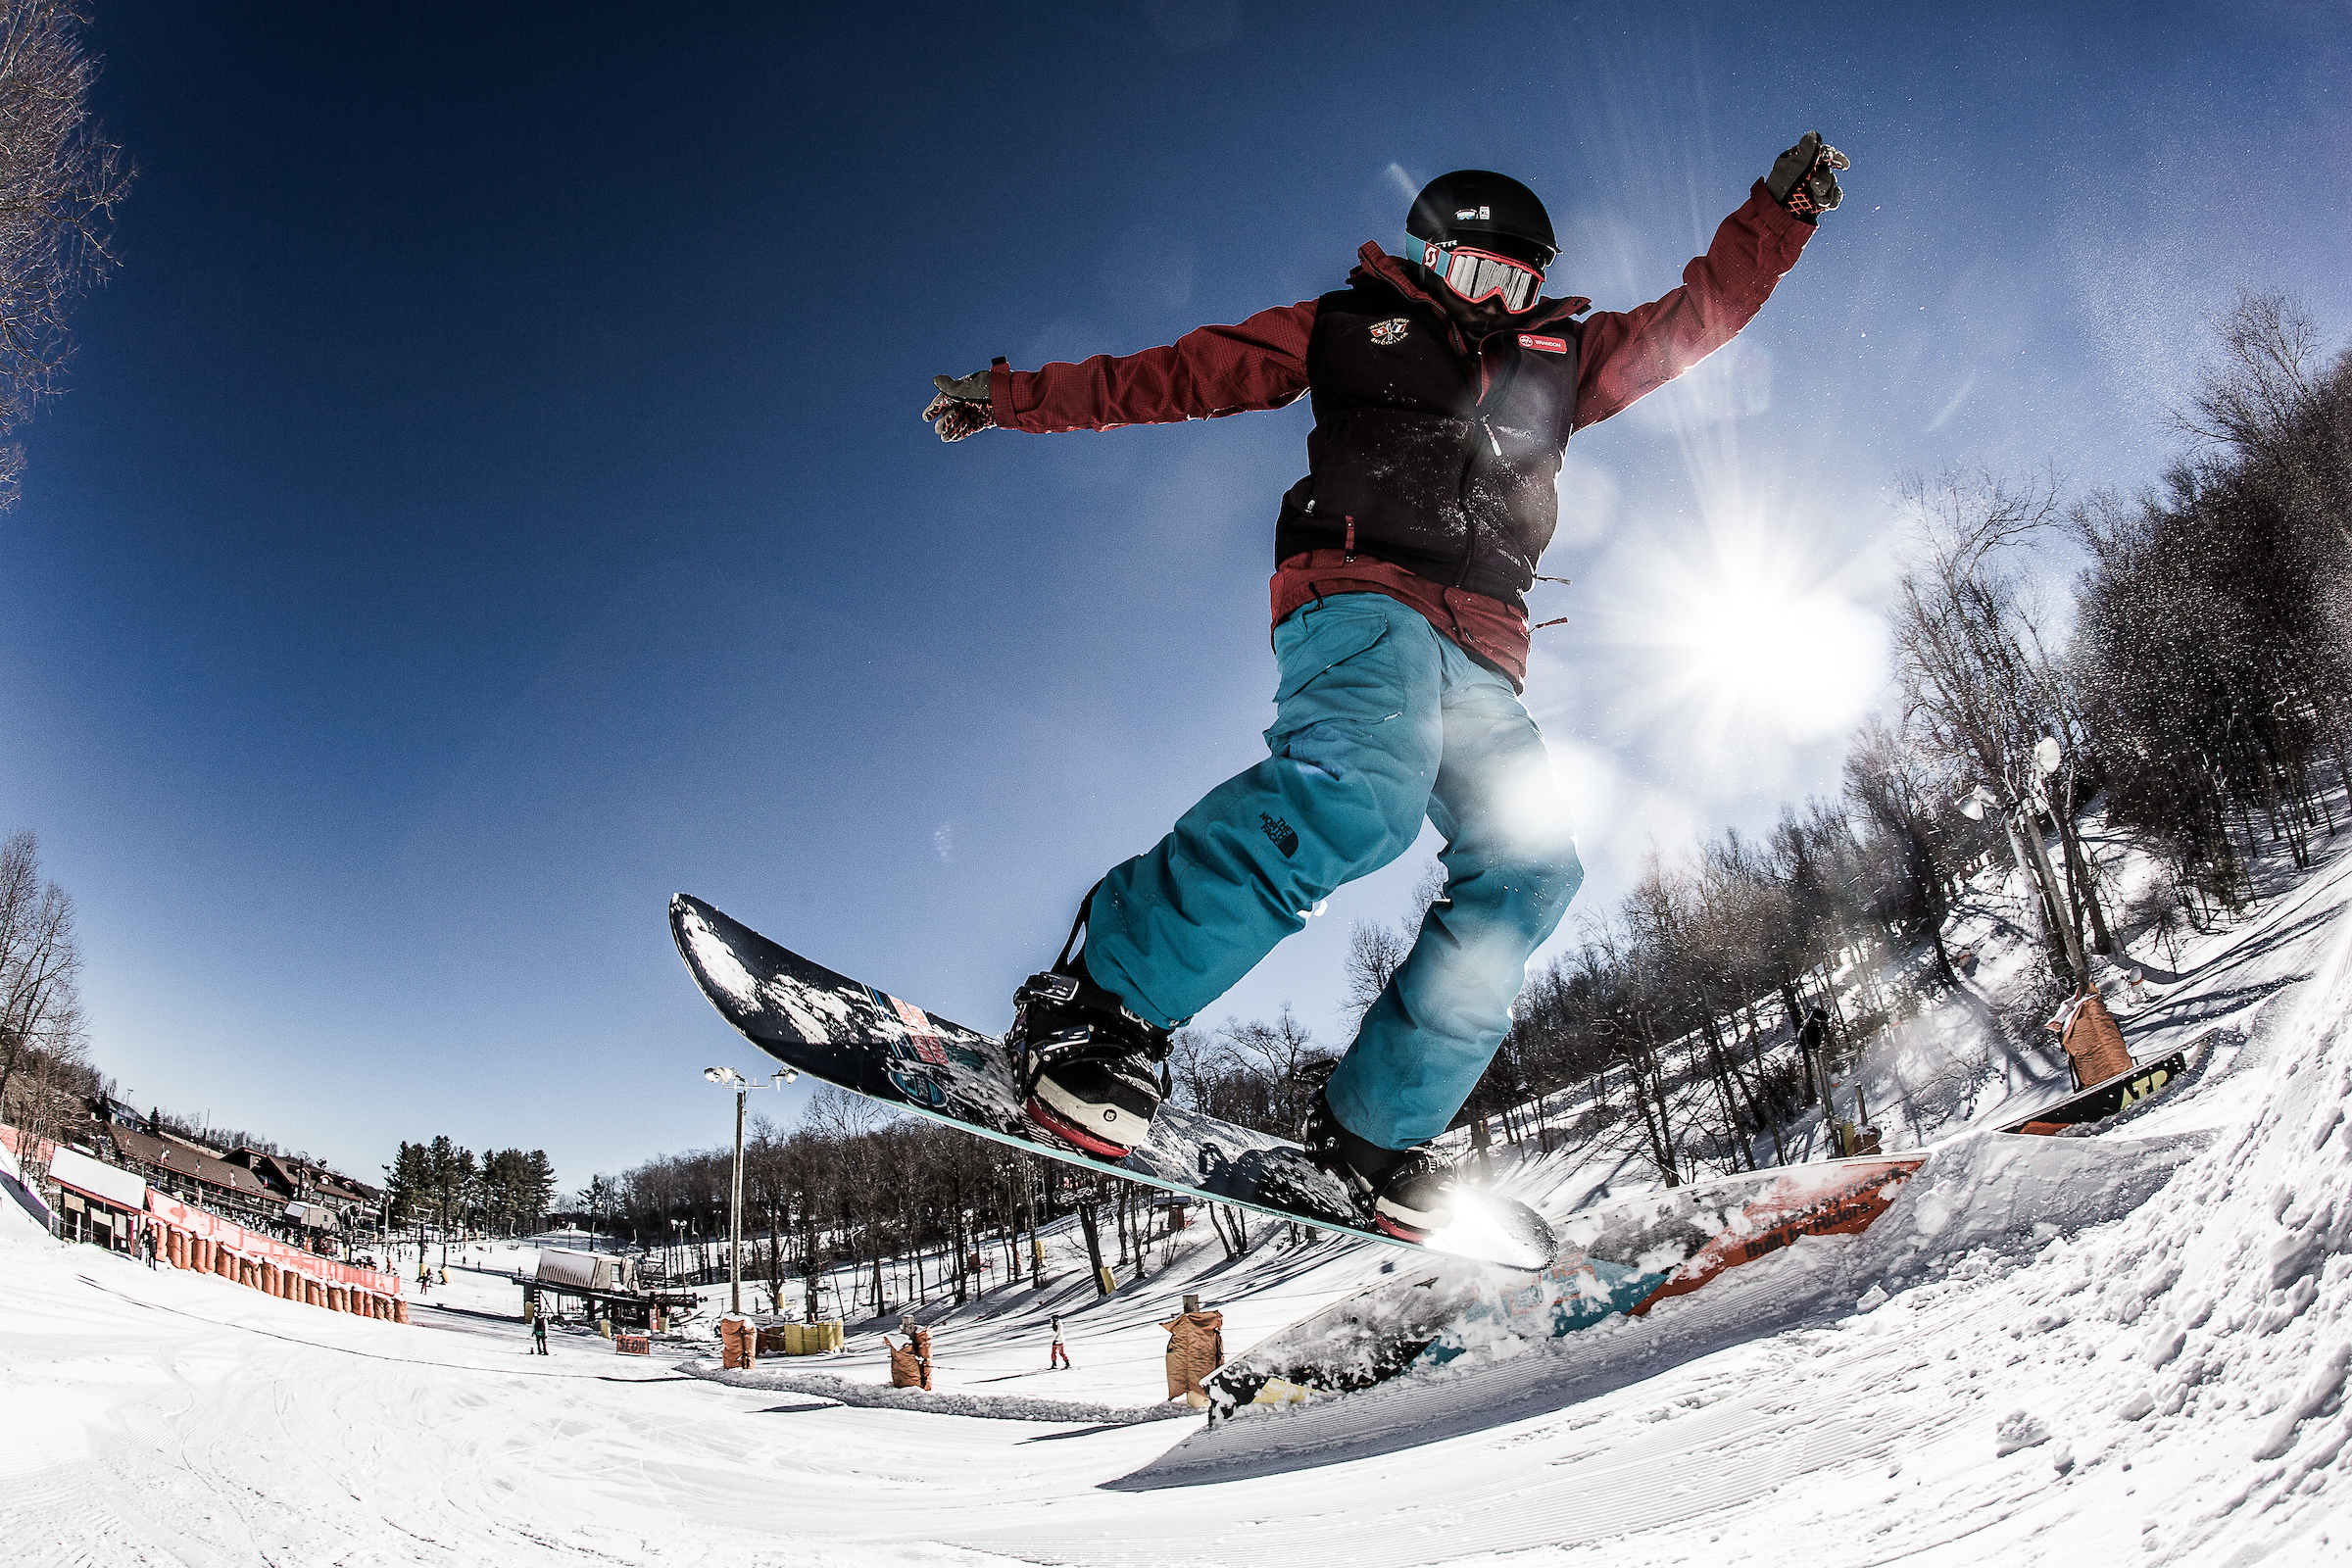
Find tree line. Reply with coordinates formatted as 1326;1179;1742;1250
2073;290;2352;905
1450;289;2352;1187
589;1082;1208;1321
383;1136;558;1243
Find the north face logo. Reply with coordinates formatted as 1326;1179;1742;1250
1259;813;1299;857
1368;318;1409;347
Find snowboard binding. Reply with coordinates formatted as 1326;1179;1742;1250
1007;893;1172;1160
1301;1084;1460;1243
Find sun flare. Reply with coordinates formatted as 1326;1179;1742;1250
1664;576;1884;742
1601;531;1890;759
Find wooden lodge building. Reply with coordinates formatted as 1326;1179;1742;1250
78;1098;382;1248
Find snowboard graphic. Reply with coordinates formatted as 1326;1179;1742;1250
1202;1157;1923;1418
670;894;1555;1271
1996;1047;2195;1136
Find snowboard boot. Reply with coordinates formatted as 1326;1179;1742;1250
1301;1088;1459;1242
1007;897;1171;1159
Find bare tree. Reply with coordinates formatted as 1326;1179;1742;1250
0;1;132;509
2170;288;2323;466
1886;465;2091;978
0;829;86;1145
1340;858;1447;1023
1213;1007;1331;1133
1341;920;1408;1023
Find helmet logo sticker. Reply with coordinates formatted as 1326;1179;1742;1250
1369;318;1409;346
1452;206;1491;220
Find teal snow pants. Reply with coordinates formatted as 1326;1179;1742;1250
1082;592;1584;1151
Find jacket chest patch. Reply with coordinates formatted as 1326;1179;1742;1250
1517;333;1568;354
1368;318;1410;346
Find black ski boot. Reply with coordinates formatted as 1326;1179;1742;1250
1007;897;1171;1160
1301;1087;1459;1242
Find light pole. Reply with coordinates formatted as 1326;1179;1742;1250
704;1065;794;1316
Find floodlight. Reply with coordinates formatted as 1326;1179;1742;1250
2034;736;2063;776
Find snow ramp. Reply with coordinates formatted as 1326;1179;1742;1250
1140;1127;2206;1487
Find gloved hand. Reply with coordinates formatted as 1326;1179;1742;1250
1766;131;1849;221
922;368;996;442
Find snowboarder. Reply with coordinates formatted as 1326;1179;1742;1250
899;1315;935;1389
884;1333;925;1390
530;1304;549;1354
925;136;1847;1239
1049;1312;1070;1371
1159;1295;1224;1408
1798;1004;1833;1095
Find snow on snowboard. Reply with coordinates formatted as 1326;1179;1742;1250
1202;1157;1923;1419
670;894;1555;1271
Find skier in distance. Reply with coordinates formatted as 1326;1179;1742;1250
924;135;1849;1241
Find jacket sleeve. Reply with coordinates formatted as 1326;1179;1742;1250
991;300;1318;433
1574;180;1814;428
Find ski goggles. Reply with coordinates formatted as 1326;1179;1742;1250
1422;241;1544;313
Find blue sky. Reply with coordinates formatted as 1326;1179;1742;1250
2;2;2344;1193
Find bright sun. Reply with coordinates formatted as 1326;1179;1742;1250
1641;549;1888;750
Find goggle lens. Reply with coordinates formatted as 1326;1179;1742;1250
1423;242;1544;313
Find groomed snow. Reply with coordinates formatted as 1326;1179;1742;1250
6;835;2351;1564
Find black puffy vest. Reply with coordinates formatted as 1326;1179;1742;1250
1273;276;1581;611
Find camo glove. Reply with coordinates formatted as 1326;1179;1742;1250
922;364;999;442
1766;131;1849;222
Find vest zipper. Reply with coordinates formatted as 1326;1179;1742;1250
1455;338;1494;588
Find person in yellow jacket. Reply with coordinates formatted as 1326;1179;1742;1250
1160;1295;1224;1408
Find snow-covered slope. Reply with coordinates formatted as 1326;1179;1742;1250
6;838;2351;1564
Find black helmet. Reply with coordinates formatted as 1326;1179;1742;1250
1406;171;1556;270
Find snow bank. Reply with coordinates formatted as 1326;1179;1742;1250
8;819;2349;1563
678;1355;1194;1424
1145;1127;2211;1481
1147;859;2352;1556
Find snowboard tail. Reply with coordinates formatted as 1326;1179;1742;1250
670;894;1555;1271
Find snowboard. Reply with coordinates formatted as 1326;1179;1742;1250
670;894;1556;1271
1995;1046;2195;1136
1201;1156;1923;1419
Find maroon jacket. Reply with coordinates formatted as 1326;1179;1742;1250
991;181;1814;687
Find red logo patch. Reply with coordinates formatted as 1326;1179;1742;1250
1518;334;1567;354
